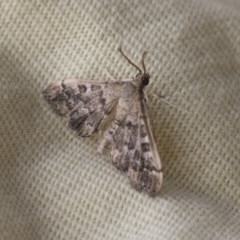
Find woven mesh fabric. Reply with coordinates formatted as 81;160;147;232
1;0;240;239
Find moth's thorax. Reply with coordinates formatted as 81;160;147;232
134;73;150;89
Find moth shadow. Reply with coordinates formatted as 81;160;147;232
0;49;51;238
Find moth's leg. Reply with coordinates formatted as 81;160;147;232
154;92;165;99
97;119;119;154
104;68;116;81
98;128;103;144
104;68;133;82
154;93;192;115
121;78;134;82
144;93;149;106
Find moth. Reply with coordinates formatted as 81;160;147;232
42;47;163;196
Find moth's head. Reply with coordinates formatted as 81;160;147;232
118;46;150;87
136;73;150;87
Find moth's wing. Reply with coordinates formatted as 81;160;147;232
99;92;163;196
43;79;116;115
42;79;123;137
99;95;141;171
128;95;163;196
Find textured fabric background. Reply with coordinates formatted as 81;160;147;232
0;0;240;239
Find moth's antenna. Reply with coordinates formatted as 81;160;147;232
118;46;142;73
142;51;148;74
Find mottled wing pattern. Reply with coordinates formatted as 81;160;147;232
43;79;123;137
43;79;162;195
98;90;162;196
